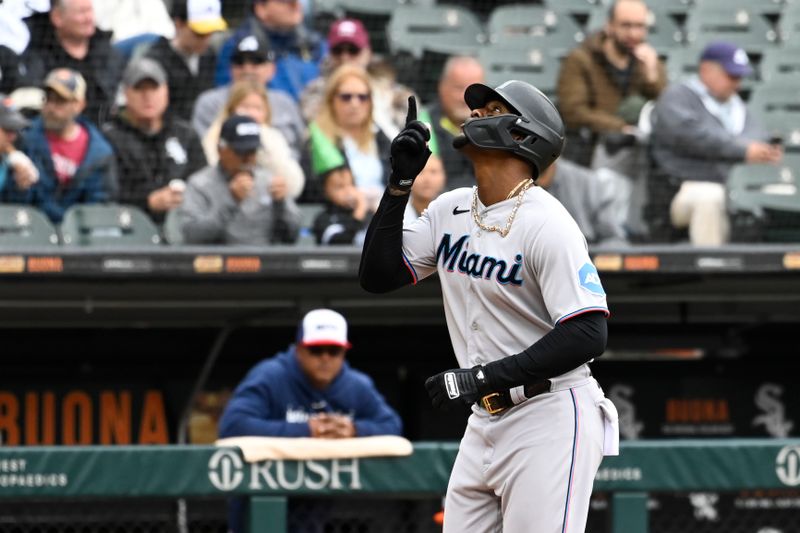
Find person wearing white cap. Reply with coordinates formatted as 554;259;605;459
218;307;402;533
143;0;227;121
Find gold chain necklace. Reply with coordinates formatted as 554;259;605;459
471;179;534;238
506;179;530;200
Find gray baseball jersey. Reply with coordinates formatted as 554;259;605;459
402;185;618;533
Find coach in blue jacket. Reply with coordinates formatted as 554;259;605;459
219;308;401;533
219;308;401;439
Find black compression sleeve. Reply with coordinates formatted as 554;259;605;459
358;188;415;293
482;311;607;391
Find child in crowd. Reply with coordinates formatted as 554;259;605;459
312;164;372;246
403;154;446;225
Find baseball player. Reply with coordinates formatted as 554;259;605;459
359;81;620;532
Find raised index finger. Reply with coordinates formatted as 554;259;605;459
405;95;417;126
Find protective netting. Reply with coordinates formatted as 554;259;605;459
2;492;800;533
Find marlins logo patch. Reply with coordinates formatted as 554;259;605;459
578;262;605;296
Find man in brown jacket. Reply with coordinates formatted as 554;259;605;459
557;0;666;166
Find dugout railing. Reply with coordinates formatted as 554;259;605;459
1;440;799;533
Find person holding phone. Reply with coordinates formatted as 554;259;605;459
650;41;783;246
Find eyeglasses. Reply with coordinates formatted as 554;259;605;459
331;44;361;56
307;345;346;357
336;92;370;103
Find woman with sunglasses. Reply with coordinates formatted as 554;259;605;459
303;64;391;209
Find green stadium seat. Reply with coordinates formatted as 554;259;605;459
778;5;800;43
0;205;59;247
297;203;326;246
759;111;800;152
693;0;784;15
685;7;779;52
60;204;162;247
727;162;800;242
487;5;584;47
748;81;800;116
161;209;184;245
759;47;800;82
386;4;485;58
478;43;560;101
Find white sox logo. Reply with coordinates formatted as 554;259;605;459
753;383;794;437
775;445;800;486
609;384;643;440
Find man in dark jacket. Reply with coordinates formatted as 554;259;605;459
22;68;116;223
21;0;124;126
102;58;206;223
144;0;227;121
219;308;402;533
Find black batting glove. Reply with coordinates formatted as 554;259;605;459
425;365;492;410
389;96;432;192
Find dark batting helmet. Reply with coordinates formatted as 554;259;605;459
460;80;565;178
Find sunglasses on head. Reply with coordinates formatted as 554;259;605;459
331;43;361;56
307;345;346;357
336;92;370;103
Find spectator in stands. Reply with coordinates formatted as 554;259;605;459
201;80;304;201
102;58;207;223
192;32;304;161
0;99;39;202
178;114;301;245
304;65;390;208
557;0;666;166
22;68;115;223
219;307;402;533
426;56;484;190
536;159;628;246
300;18;414;139
650;42;782;247
300;18;370;123
403;154;446;225
312;163;372;245
215;0;326;102
144;0;227;121
21;0;124;125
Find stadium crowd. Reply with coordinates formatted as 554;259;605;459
0;0;794;247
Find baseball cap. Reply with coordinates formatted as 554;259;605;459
0;97;29;131
328;18;370;50
231;34;275;64
297;309;351;348
699;41;753;78
43;68;86;101
219;114;262;153
186;0;227;35
122;58;168;87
